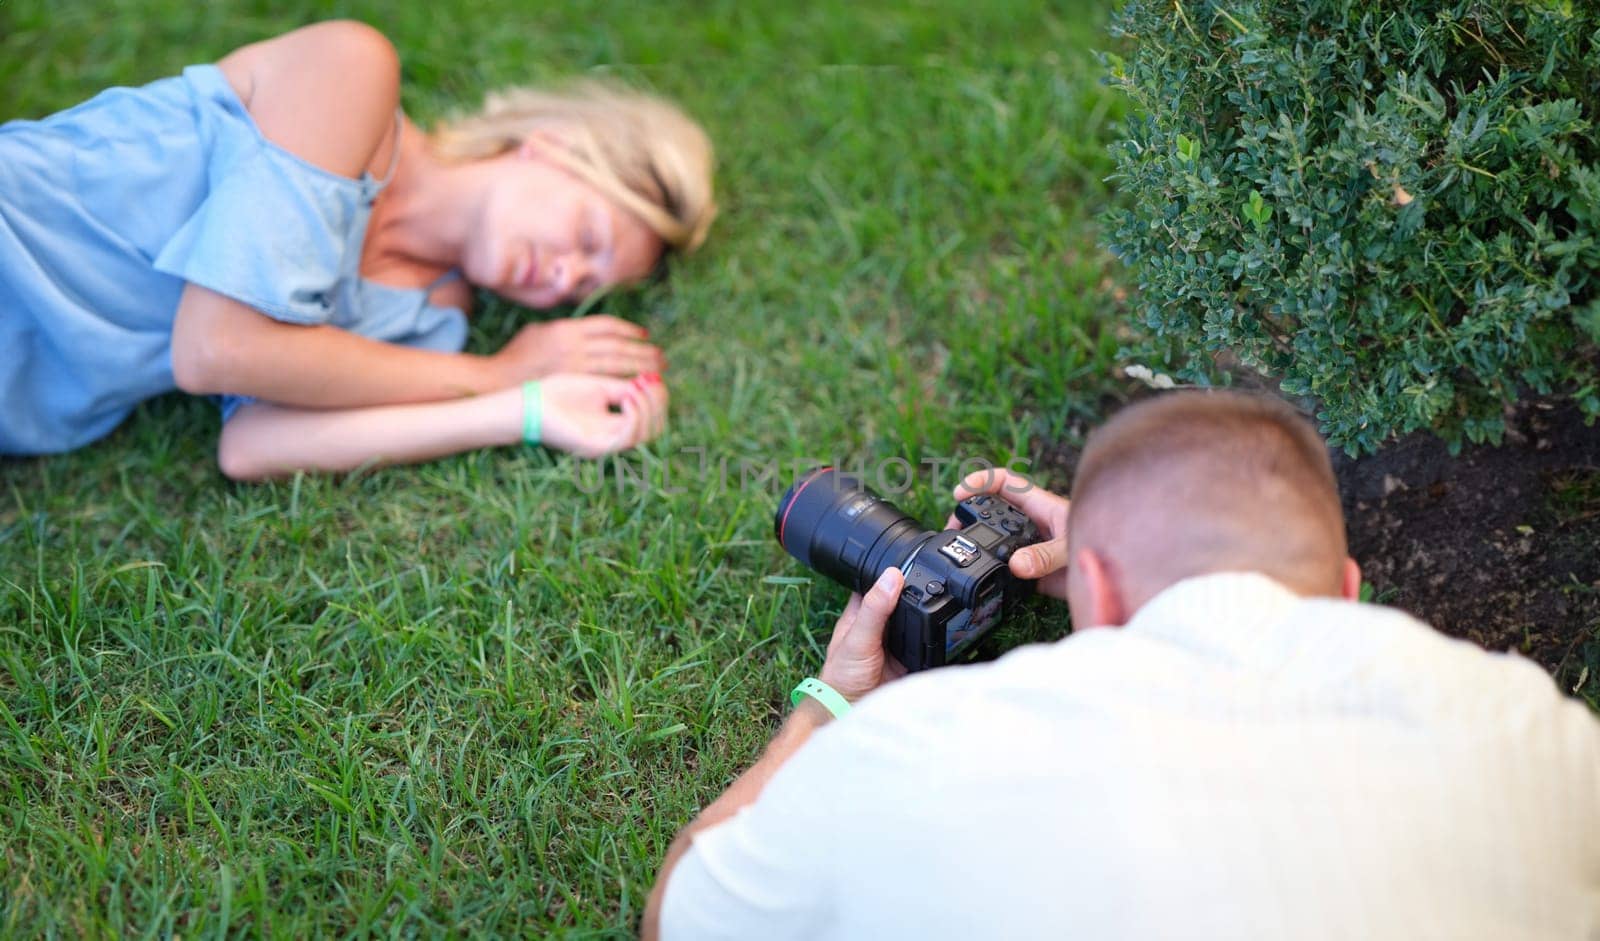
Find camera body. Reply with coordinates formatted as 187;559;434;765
888;492;1040;670
775;468;1041;672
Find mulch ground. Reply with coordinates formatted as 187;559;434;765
1334;399;1600;685
1035;394;1600;690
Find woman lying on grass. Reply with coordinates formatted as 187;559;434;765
0;20;714;479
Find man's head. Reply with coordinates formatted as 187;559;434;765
1065;391;1360;628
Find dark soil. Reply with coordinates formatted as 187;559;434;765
1034;395;1600;699
1333;400;1600;690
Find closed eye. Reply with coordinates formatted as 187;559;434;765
582;203;606;256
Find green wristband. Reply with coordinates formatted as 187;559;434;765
791;677;851;719
521;381;542;445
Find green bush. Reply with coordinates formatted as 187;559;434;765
1102;0;1600;454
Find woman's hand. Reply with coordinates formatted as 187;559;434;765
540;372;668;458
492;315;664;382
214;373;665;480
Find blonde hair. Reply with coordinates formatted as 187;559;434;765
431;80;716;254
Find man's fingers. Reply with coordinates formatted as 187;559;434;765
883;656;908;683
952;467;1070;585
954;467;1039;502
1012;537;1070;581
953;467;1022;501
953;467;1069;535
824;591;865;660
840;568;903;656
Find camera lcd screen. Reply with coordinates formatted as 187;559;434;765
945;582;1005;657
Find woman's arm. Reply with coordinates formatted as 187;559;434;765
170;283;514;405
215;373;666;481
173;24;665;407
169;25;503;407
172;283;665;407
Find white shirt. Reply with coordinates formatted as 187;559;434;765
662;573;1600;940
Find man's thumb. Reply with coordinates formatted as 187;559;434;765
1013;539;1069;580
860;568;904;621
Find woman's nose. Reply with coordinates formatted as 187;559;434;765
556;254;591;297
549;259;571;294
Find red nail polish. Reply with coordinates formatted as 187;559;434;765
645;372;662;384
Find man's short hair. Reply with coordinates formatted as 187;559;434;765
1069;391;1347;602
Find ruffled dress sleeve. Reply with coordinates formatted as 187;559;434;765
151;67;382;327
148;65;466;422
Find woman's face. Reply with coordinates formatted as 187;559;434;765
464;139;664;308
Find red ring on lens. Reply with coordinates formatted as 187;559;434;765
778;466;834;546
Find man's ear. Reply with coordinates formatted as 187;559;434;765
1077;547;1129;628
1341;557;1362;602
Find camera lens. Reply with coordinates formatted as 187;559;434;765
774;467;932;594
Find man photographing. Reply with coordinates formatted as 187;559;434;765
644;391;1600;940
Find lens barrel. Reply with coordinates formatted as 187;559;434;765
775;468;931;594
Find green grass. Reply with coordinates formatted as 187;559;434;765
0;0;1127;935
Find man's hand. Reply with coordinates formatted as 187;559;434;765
818;568;908;702
949;468;1071;601
643;567;906;940
491;315;664;382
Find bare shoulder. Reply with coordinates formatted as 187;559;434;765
216;21;401;180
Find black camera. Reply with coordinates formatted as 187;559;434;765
774;467;1041;672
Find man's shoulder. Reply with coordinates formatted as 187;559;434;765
860;588;1597;739
1262;592;1599;744
1300;595;1571;686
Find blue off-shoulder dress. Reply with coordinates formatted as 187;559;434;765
0;63;468;455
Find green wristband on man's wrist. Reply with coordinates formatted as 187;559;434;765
791;677;851;719
522;381;542;446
